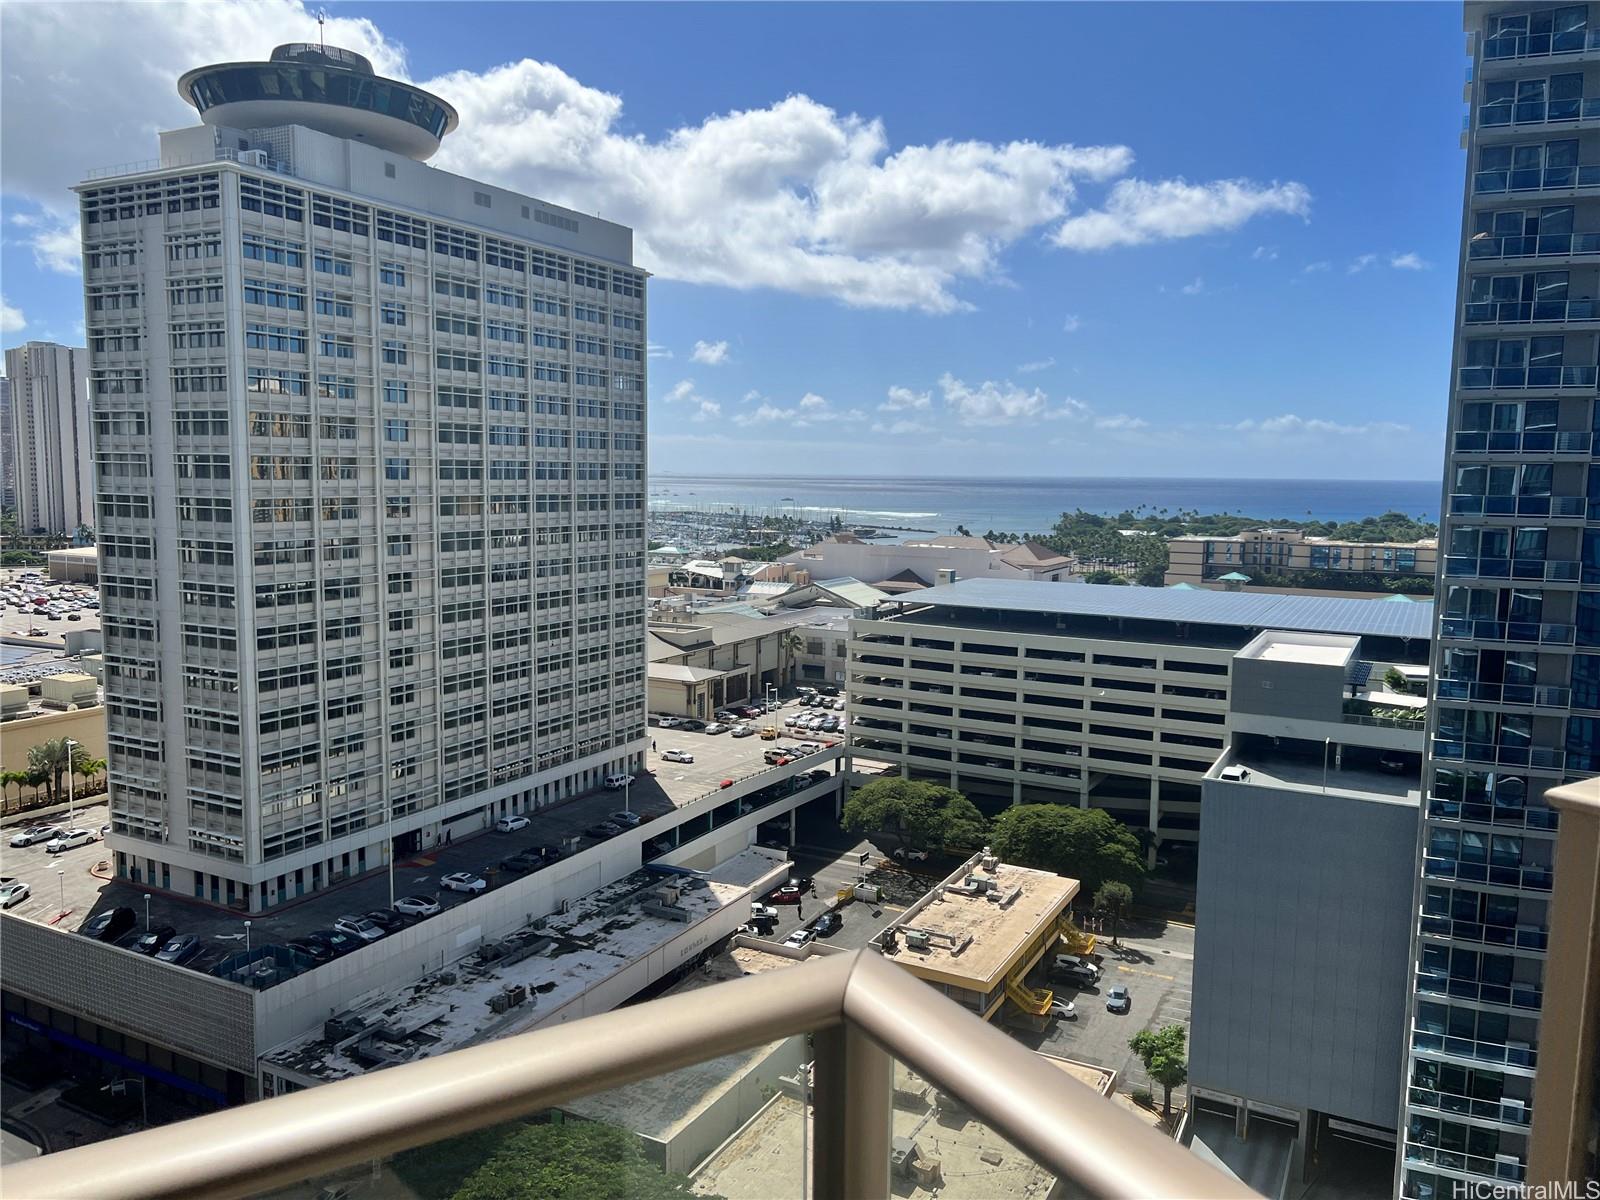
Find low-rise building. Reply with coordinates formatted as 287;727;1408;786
1165;528;1437;590
0;671;107;810
781;532;1080;594
45;545;98;583
846;577;1433;853
874;851;1078;1023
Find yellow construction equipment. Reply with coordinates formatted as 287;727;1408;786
1057;914;1096;958
1004;968;1053;1016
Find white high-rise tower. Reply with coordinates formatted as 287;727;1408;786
79;43;648;911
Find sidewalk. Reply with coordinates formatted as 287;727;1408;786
1;795;107;830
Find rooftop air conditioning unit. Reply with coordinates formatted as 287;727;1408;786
903;929;931;951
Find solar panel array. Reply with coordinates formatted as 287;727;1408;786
900;577;1435;640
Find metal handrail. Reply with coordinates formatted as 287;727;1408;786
0;950;1251;1200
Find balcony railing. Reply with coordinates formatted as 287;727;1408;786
1431;738;1569;774
1482;28;1600;62
1404;1140;1528;1182
0;949;1251;1200
1443;556;1582;583
1434;679;1574;708
1423;853;1557;891
1477;95;1600;130
1474;161;1600;194
1468;232;1600;261
1420;912;1551;951
1438;617;1576;646
1407;1084;1534;1127
1415;969;1546;1011
1411;1029;1539;1069
1427;797;1561;831
1464;297;1600;325
1456;364;1597;390
1452;428;1594;453
1449;493;1588;518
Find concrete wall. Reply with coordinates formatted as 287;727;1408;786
1190;776;1419;1130
666;1037;808;1175
1229;656;1345;725
0;915;257;1074
0;704;109;792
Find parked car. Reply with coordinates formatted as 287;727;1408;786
731;724;755;738
784;926;817;948
1052;954;1100;982
657;716;683;729
536;844;566;864
81;908;137;943
1377;752;1410;774
704;722;730;735
306;930;362;959
441;872;487;894
750;903;779;920
495;815;531;833
584;822;625;841
892;846;930;862
394;894;441;917
762;749;792;766
661;749;694;764
333;916;386;942
501;852;545;874
789;875;815;892
0;880;31;909
814;911;843;937
133;924;177;955
604;772;635;789
765;884;805;905
155;934;204;965
288;938;334;964
1048;999;1078;1021
713;710;741;722
363;910;409;933
609;810;643;828
679;719;707;732
1105;985;1132;1013
9;825;62;847
45;829;94;854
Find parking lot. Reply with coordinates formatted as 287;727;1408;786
0;568;101;649
1014;917;1195;1098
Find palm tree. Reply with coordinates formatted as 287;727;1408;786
0;770;25;813
780;630;805;686
26;737;74;805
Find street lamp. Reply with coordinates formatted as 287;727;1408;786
765;683;778;714
56;868;65;914
142;893;151;931
622;775;632;816
244;920;252;954
63;737;77;828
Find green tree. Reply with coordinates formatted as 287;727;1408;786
25;738;75;805
1093;880;1134;947
0;770;26;811
988;805;1144;896
841;778;987;854
438;1121;709;1200
780;629;805;685
1083;569;1129;586
1129;1025;1189;1123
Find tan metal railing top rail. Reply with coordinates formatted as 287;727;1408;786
3;949;1256;1200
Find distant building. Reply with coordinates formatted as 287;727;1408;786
4;341;91;535
781;532;1081;594
1165;528;1437;589
0;374;15;511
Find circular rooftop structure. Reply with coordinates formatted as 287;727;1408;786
178;43;458;161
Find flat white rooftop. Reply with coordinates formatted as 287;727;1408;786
1235;630;1359;668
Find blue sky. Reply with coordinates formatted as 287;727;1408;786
1;2;1466;479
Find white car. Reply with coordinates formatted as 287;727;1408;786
609;810;643;828
45;829;94;854
604;772;635;790
704;722;730;735
441;872;487;893
0;881;30;909
495;815;531;833
750;903;779;920
657;716;683;729
731;724;755;738
333;916;386;942
9;825;63;847
394;895;441;916
661;749;694;764
1048;999;1078;1021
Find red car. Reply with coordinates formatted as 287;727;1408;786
765;885;805;905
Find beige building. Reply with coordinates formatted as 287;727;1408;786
646;607;845;718
782;532;1079;594
0;673;108;810
1165;528;1437;588
45;546;98;583
875;851;1079;1024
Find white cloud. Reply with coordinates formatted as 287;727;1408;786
1347;253;1379;274
663;379;697;403
871;418;933;436
1094;414;1149;431
0;296;25;333
733;392;862;428
1252;245;1278;261
1062;314;1082;333
1016;357;1056;373
1051;178;1311;252
938;373;1088;427
647;342;673;359
9;212;81;274
1180;276;1205;295
690;339;730;365
1389;251;1428;270
879;385;931;412
692;399;721;422
1;2;1311;311
1303;261;1331;273
1231;413;1410;437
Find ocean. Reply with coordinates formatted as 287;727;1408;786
649;475;1440;538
